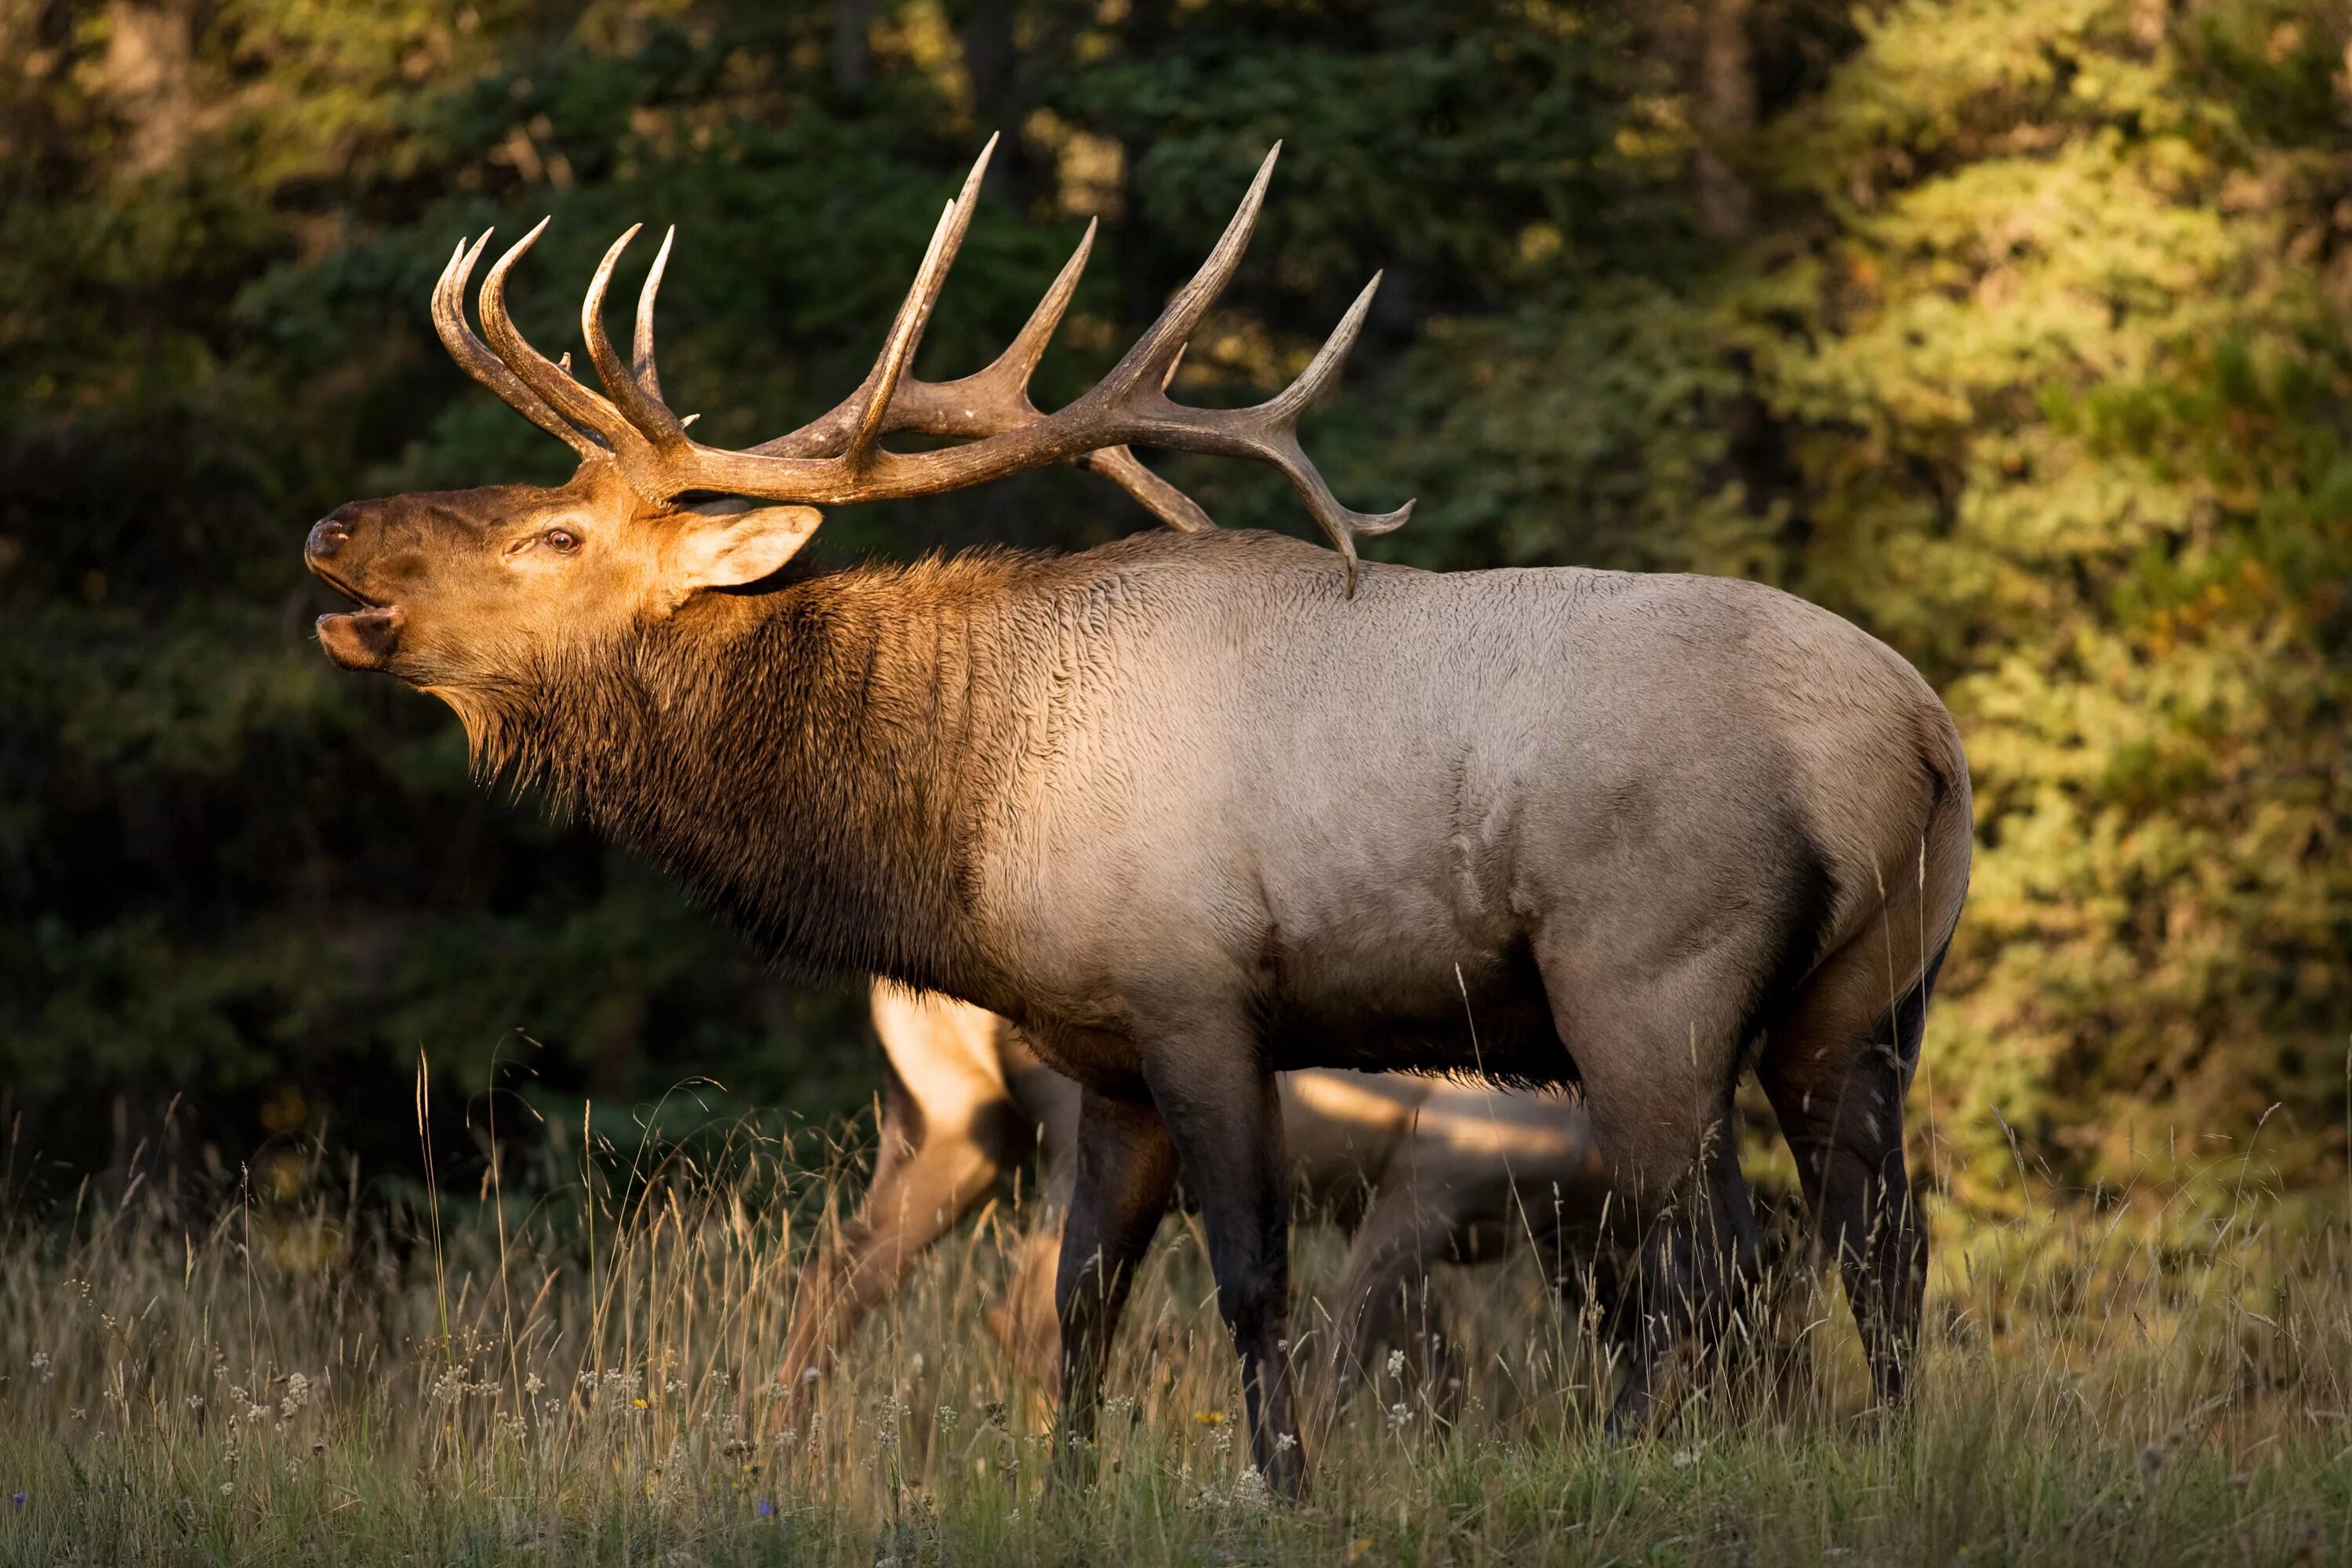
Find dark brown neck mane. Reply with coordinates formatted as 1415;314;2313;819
477;551;1040;994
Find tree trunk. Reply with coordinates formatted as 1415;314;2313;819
1691;0;1755;239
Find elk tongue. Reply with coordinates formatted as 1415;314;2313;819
316;606;405;671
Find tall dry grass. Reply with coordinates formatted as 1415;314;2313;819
1;1076;2347;1566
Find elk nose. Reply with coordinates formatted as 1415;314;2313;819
307;517;350;559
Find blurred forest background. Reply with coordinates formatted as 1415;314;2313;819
2;0;2347;1226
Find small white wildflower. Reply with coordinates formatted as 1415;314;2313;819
1385;1401;1412;1432
30;1351;51;1383
1671;1447;1701;1469
185;1394;205;1414
800;1367;820;1386
1385;1348;1406;1381
524;1373;543;1396
220;1482;234;1496
936;1406;958;1433
278;1373;312;1418
1275;1432;1298;1453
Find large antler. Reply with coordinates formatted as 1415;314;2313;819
442;140;1410;592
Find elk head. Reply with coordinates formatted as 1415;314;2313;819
306;139;1410;720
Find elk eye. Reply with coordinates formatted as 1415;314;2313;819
541;528;580;554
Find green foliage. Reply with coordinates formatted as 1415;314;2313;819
2;0;2347;1217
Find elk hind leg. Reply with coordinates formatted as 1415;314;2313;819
1537;963;1762;1431
1756;932;1944;1410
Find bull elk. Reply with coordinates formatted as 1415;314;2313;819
783;984;1624;1428
303;139;1970;1493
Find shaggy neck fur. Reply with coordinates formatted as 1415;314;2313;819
471;552;1042;993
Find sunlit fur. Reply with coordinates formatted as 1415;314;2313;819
471;546;1042;993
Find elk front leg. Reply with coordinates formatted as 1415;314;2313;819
1055;1088;1179;1468
1140;1024;1305;1497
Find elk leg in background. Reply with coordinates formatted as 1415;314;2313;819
1759;931;1944;1410
1054;1087;1179;1471
1312;1169;1467;1441
989;1038;1083;1388
776;985;1037;1406
1140;1023;1305;1496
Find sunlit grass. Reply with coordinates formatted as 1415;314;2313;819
2;1091;2347;1566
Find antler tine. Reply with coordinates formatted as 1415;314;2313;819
1261;273;1384;444
1250;271;1414;572
1073;446;1217;532
433;232;604;459
757;211;1091;459
743;214;1215;531
477;219;641;457
634;226;673;402
581;224;690;448
924;220;1218;529
1145;271;1410;592
841;132;998;467
986;214;1094;394
844;198;959;466
1093;143;1280;401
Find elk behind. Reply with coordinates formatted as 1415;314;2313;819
305;141;1970;1494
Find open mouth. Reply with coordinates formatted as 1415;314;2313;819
310;564;405;670
310;559;378;608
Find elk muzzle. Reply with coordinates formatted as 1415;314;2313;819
307;513;405;671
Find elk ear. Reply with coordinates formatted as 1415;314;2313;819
668;502;822;601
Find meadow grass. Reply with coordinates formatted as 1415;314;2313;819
2;1087;2347;1566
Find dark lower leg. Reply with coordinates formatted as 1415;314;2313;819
1608;1117;1761;1432
1146;1054;1305;1495
1834;1142;1924;1407
1054;1091;1179;1459
1766;1054;1925;1409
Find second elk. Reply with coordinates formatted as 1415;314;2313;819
779;985;1627;1436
